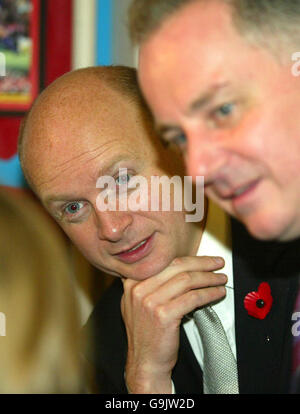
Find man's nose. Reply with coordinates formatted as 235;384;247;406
95;211;133;242
185;133;227;185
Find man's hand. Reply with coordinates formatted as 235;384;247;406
121;256;227;394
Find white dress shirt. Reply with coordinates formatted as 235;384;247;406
183;200;236;369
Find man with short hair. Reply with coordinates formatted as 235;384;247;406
129;0;300;242
19;66;300;394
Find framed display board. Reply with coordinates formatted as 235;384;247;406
0;0;40;112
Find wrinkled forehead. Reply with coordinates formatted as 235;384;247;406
22;89;161;191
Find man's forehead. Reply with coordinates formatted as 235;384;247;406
21;71;158;195
34;139;140;186
43;152;140;204
25;94;142;164
139;0;242;76
26;73;131;137
138;0;266;124
144;0;232;44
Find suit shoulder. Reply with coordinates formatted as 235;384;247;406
81;279;127;393
84;278;124;336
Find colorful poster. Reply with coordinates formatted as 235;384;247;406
0;0;40;112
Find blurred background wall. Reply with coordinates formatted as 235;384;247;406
0;0;137;323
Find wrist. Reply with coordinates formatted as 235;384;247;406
125;370;172;394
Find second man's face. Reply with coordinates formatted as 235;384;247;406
138;0;300;241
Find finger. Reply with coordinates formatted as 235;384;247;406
144;271;227;305
171;285;227;318
121;277;140;310
128;255;226;297
170;256;225;272
152;286;227;326
122;276;138;289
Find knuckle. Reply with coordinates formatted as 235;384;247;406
131;284;144;302
154;305;168;324
176;271;191;285
142;294;155;311
189;289;201;304
171;257;185;266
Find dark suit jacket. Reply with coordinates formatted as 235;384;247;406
83;219;300;394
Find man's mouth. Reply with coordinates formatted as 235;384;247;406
218;179;261;201
214;178;262;217
114;234;155;264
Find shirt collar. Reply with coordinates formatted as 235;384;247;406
196;200;234;289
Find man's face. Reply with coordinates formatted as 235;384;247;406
26;86;198;280
139;0;300;241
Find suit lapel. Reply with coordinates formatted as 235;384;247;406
172;325;203;393
232;219;300;393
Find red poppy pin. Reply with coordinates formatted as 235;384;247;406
244;282;273;320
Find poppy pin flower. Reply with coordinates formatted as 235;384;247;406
244;282;273;320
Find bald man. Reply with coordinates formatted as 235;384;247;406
19;66;300;394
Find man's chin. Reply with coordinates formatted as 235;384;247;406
242;212;295;242
120;258;175;281
270;221;300;242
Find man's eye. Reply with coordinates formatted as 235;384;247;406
164;133;187;150
215;103;234;118
175;133;187;146
64;201;84;215
115;173;132;186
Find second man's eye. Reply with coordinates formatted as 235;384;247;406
175;133;187;146
164;132;187;150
